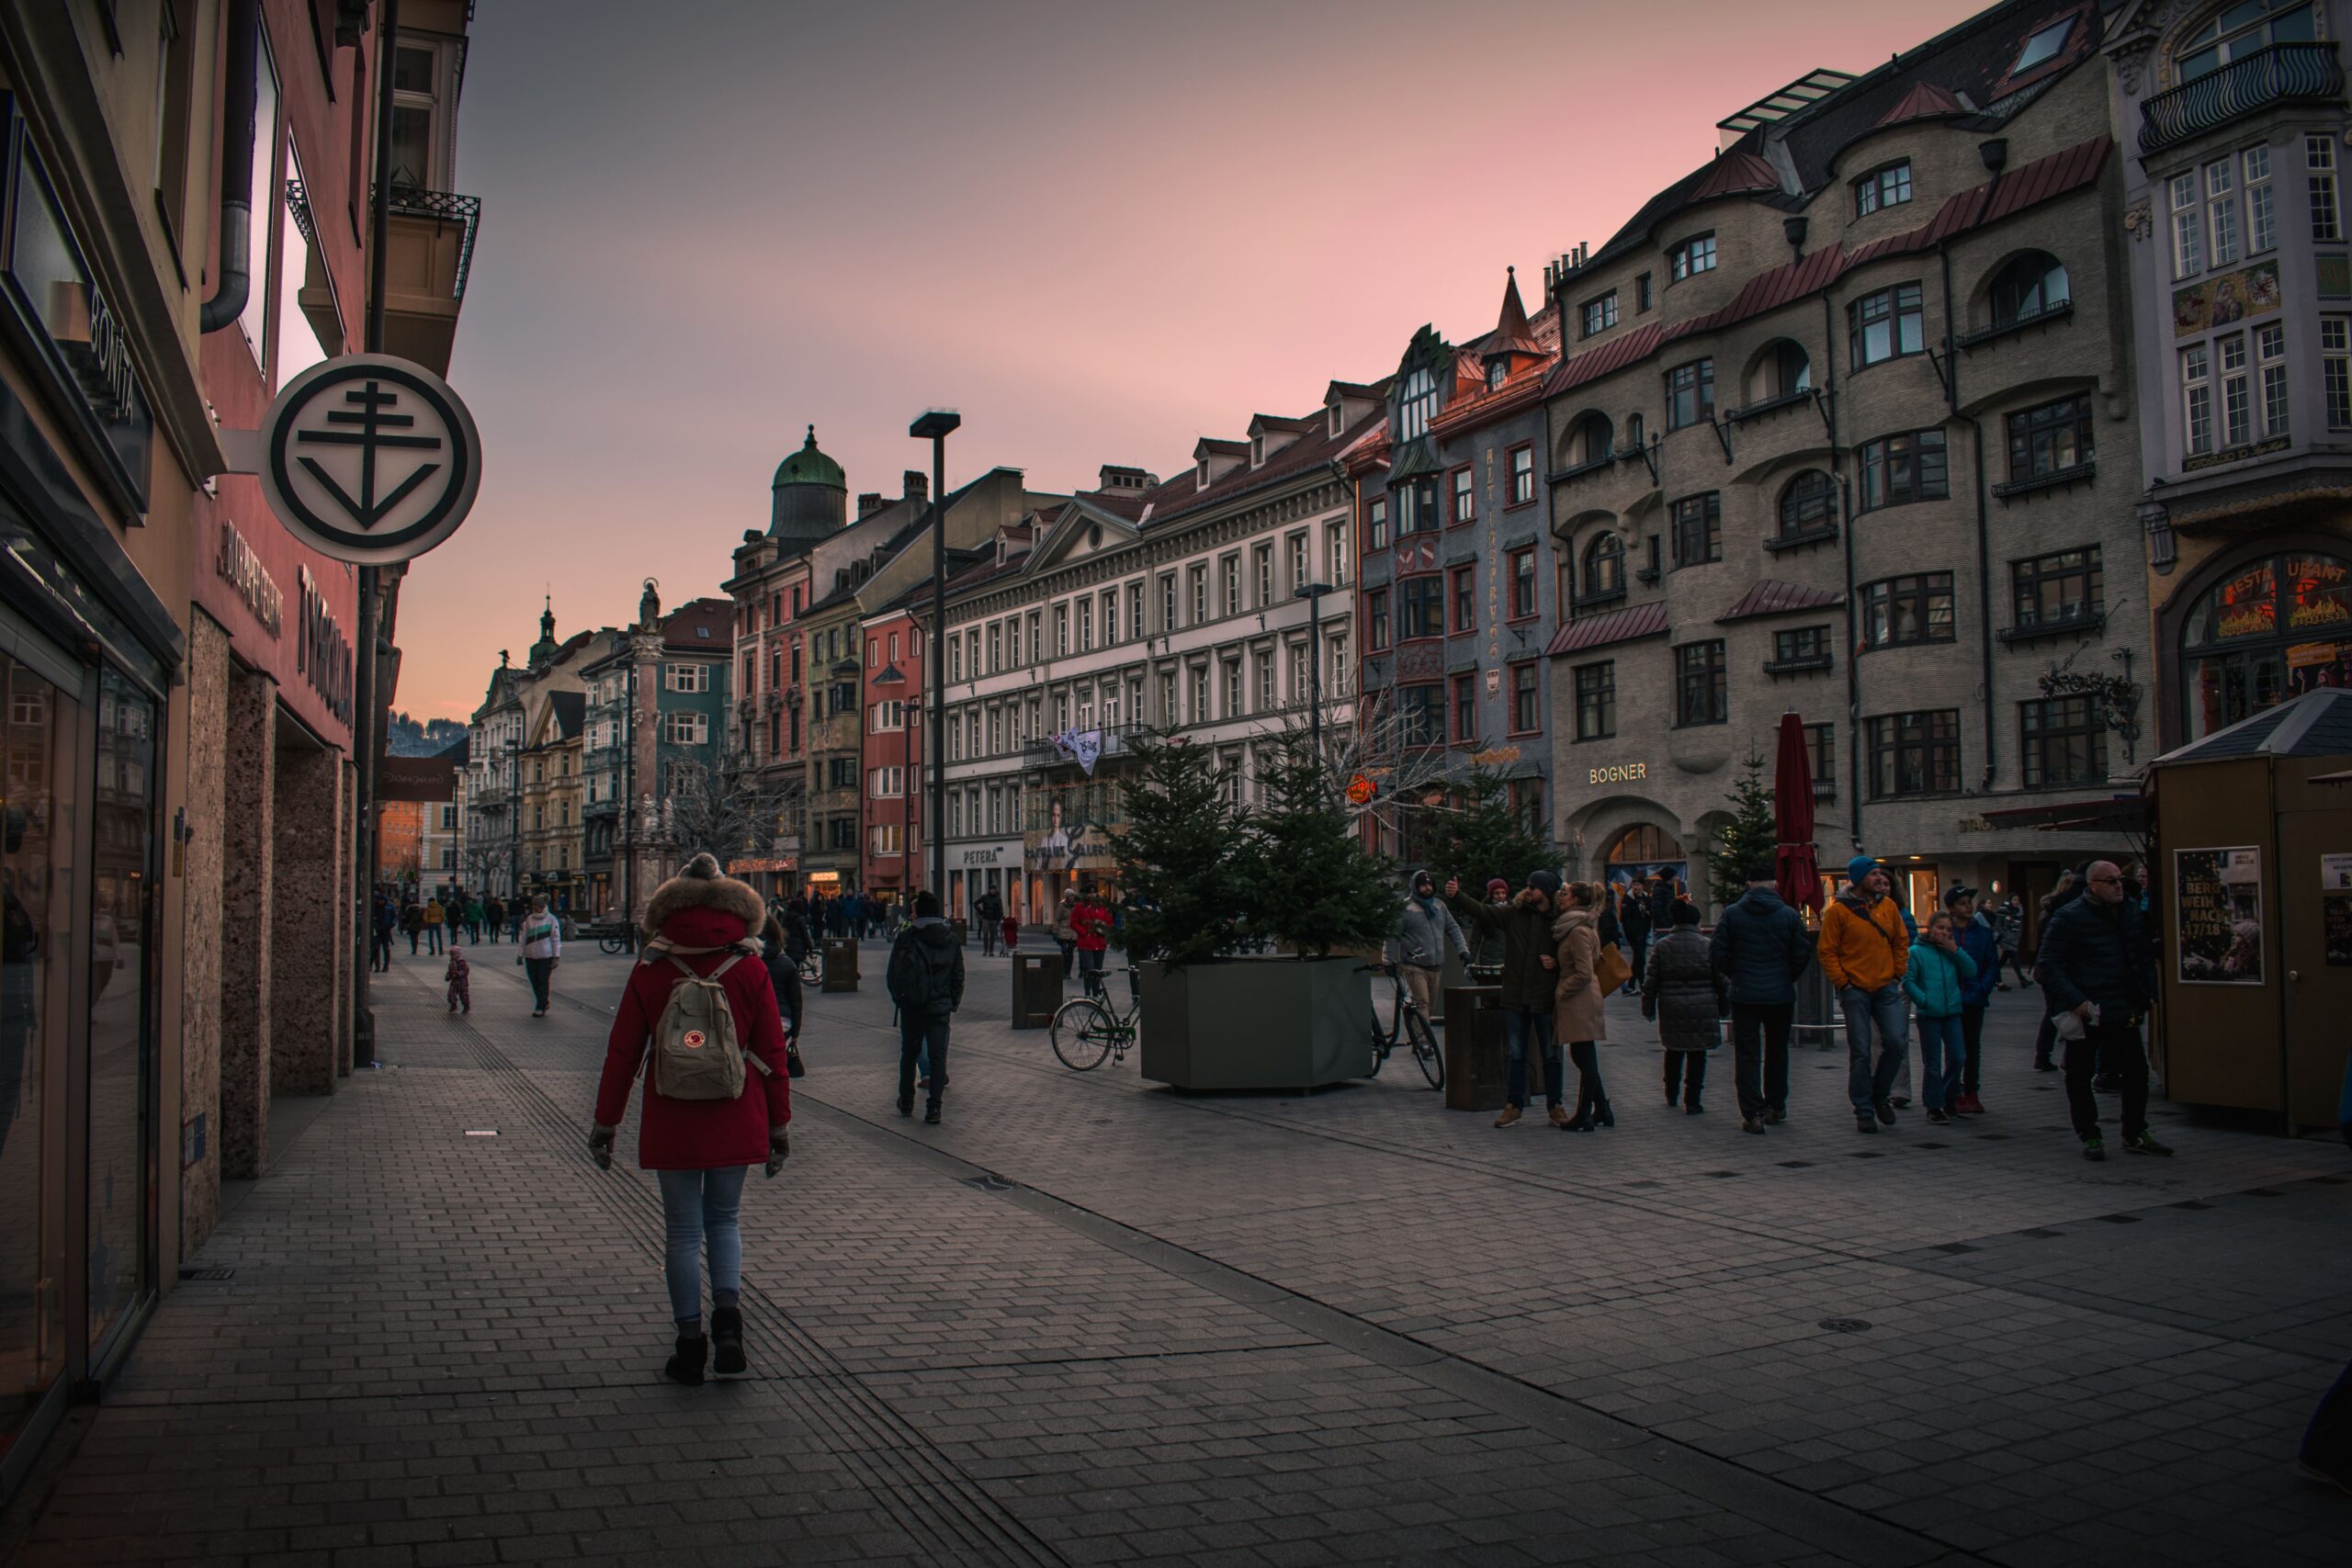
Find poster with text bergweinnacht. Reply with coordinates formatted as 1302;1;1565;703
2174;847;2264;985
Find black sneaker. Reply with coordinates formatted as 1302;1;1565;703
1926;1107;1951;1125
1891;1096;1911;1110
1764;1108;1787;1125
710;1306;746;1376
1873;1101;1896;1126
1741;1117;1766;1134
2083;1136;2106;1162
1857;1113;1879;1134
923;1106;942;1125
897;1099;913;1118
2033;1058;2057;1073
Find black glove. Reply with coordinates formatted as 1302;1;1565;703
764;1126;789;1179
587;1123;616;1170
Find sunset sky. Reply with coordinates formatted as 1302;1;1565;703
402;0;1993;722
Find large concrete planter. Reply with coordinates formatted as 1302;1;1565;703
1136;956;1372;1090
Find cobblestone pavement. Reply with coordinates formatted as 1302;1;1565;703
15;941;2349;1566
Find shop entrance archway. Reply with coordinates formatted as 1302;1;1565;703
1603;823;1688;903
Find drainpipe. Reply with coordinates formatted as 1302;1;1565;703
1946;137;2008;794
198;0;260;332
1810;231;1863;848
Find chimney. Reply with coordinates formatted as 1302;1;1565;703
903;470;928;507
857;491;885;518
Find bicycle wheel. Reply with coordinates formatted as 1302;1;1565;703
797;953;820;985
1364;1028;1386;1078
1406;1007;1443;1090
599;935;626;955
1051;998;1116;1070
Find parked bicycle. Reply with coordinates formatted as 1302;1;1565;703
1362;963;1443;1089
1051;967;1141;1071
796;949;820;986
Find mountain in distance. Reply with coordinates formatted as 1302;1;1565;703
385;711;468;758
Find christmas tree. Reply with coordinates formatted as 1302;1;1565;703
1239;726;1397;957
1438;765;1561;891
1113;731;1250;968
1707;750;1781;909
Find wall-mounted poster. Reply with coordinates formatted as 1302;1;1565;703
2324;895;2352;969
2322;852;2352;892
2175;847;2264;985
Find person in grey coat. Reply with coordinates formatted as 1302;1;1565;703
1644;903;1724;1114
1390;870;1469;1026
1710;863;1815;1134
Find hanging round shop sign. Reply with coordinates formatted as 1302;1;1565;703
1344;772;1376;806
254;354;482;565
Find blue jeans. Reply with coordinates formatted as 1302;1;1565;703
1839;984;1908;1112
1503;1009;1563;1109
657;1167;746;1325
1916;1011;1964;1112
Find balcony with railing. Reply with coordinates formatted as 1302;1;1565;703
2139;43;2344;154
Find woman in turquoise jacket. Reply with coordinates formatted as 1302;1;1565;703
1904;909;1977;1125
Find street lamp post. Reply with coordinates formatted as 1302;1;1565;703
910;410;959;907
1295;581;1335;765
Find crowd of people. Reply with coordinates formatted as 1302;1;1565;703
1381;853;2165;1160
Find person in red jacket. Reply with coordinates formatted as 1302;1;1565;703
1070;887;1112;998
589;854;791;1386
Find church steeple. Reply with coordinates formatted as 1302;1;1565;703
528;596;559;666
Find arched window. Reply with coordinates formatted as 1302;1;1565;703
2180;550;2351;741
1566;411;1612;467
1605;824;1675;863
1623;412;1646;453
1580;532;1624;600
1778;469;1837;537
2176;0;2315;82
1989;251;2069;326
1398;367;1437;439
1750;340;1812;403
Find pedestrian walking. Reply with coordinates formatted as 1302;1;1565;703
1709;863;1812;1134
484;896;504;944
371;892;397;973
2030;872;2082;1070
1445;871;1567;1128
1946;886;1999;1113
759;915;804;1060
1071;886;1113;998
1905;910;1976;1125
1821;855;1912;1135
887;890;964;1124
1001;910;1021;953
519;896;561;1017
401;899;424;954
1552;881;1614;1130
1053;887;1080;981
1644;901;1723;1114
422;896;446;955
976;886;1003;956
464;896;485;943
444;943;471;1012
588;853;791;1386
508;900;525;943
1464;878;1510;974
1620;885;1652;989
2036;860;2168;1161
1390;870;1469;1026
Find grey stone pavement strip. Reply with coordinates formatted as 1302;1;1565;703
11;941;2348;1567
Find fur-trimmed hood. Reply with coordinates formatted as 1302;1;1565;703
643;852;765;941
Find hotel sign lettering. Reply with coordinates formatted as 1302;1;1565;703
1589;761;1647;785
216;519;284;637
297;565;355;728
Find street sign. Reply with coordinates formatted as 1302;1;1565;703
253;354;481;565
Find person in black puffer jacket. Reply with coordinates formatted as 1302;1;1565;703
1709;863;1814;1133
1645;903;1724;1114
1447;870;1566;1127
760;915;804;1055
887;892;965;1124
2036;860;2163;1161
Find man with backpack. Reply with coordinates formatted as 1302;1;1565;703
887;890;965;1124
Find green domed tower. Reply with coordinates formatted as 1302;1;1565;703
771;424;847;548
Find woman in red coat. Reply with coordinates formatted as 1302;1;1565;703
589;854;791;1385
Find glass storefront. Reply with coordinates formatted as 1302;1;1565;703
85;669;153;1358
2182;552;2352;742
0;652;74;1466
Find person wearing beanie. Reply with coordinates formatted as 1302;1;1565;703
1643;901;1724;1115
588;852;792;1387
1465;878;1511;973
1820;856;1912;1134
1711;862;1812;1133
1390;870;1470;1025
1447;868;1571;1127
887;888;965;1124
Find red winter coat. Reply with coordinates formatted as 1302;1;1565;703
593;904;791;1170
1071;899;1111;953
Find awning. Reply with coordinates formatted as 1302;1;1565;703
1978;795;2149;833
1544;599;1669;657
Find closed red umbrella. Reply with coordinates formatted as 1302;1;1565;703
1772;711;1822;915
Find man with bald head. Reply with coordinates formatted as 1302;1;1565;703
2035;859;2166;1161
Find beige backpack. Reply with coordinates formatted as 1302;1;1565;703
646;953;769;1100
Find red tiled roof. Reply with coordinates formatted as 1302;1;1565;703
1716;580;1843;623
1140;381;1392;527
1874;80;1966;129
1543;135;2111;402
1688;148;1781;203
1543;600;1670;658
662;597;735;649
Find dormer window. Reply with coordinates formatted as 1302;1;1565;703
1328;402;1343;436
1399;367;1437;440
1486;361;1506;391
2012;15;2075;74
1197;458;1210;487
1854;160;1913;218
1251;434;1264;467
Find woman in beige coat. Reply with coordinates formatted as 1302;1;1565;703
1553;882;1614;1131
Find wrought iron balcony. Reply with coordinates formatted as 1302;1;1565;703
2139;43;2344;155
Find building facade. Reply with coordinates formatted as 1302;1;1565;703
581;588;733;920
2102;0;2352;752
1536;2;2148;925
0;0;476;1495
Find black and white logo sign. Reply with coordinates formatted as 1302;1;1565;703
256;354;481;565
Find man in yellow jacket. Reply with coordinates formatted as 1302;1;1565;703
1819;855;1911;1135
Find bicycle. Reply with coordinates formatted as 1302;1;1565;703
796;949;820;986
1051;967;1140;1070
1362;963;1444;1089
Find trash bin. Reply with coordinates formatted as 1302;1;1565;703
1010;951;1061;1029
820;936;860;993
1442;985;1510;1112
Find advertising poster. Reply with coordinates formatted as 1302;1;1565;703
2324;895;2352;970
2174;847;2264;985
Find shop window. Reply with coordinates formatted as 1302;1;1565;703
2179;551;2352;741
